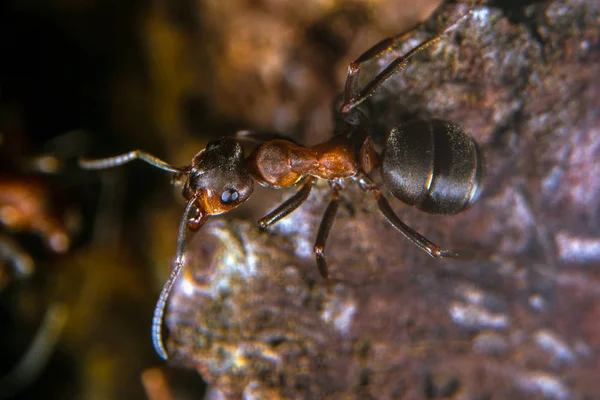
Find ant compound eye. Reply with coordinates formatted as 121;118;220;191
221;188;239;204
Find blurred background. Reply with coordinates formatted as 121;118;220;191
1;0;599;399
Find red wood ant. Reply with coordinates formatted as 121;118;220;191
80;9;483;360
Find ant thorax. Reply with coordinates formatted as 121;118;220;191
248;139;359;189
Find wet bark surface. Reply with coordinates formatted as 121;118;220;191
165;1;600;399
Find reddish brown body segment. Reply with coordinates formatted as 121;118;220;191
248;139;358;188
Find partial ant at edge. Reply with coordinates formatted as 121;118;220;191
79;6;485;361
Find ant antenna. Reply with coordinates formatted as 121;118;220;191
151;194;204;360
79;150;187;174
80;150;194;359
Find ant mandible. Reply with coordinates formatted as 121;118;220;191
80;8;483;360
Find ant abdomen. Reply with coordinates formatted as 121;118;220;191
381;118;483;215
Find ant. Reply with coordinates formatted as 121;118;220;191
80;8;483;360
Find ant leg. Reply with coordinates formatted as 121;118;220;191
354;175;465;259
341;34;445;114
152;196;206;360
314;186;341;278
342;24;423;105
376;192;463;258
79;150;186;173
341;9;474;114
258;178;314;230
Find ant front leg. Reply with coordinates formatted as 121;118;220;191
258;178;314;230
354;175;467;260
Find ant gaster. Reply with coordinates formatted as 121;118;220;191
80;9;483;360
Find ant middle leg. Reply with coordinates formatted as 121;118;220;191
258;178;315;230
314;185;341;279
353;175;466;260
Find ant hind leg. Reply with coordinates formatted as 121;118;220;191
354;174;469;260
341;31;446;114
342;23;424;106
341;6;477;114
375;191;466;259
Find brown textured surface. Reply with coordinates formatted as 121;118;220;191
164;1;600;399
1;0;598;398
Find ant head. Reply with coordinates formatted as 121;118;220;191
184;138;254;216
